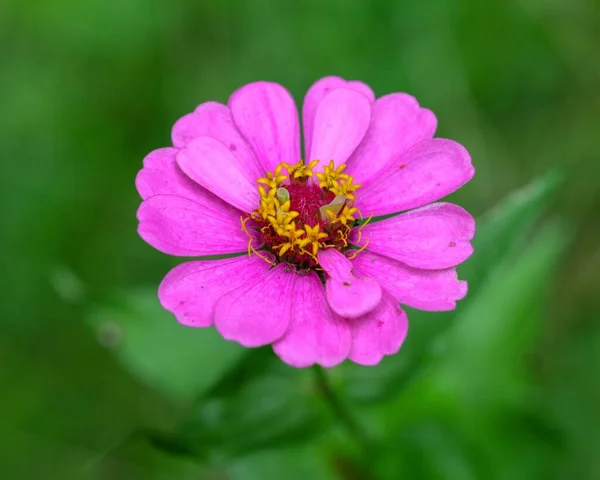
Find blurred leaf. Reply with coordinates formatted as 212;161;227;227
375;420;481;480
436;222;569;409
546;326;600;479
167;364;330;460
222;445;336;480
372;223;569;480
86;288;245;402
460;169;563;292
337;171;562;404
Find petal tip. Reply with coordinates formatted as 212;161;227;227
326;277;383;319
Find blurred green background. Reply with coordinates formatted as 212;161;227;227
1;0;599;479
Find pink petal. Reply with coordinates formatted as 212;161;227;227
136;147;209;201
228;81;300;173
176;136;260;213
351;251;467;311
345;93;437;187
273;271;351;368
349;294;408;366
356;139;474;217
171;102;262;179
302;76;374;157
351;203;475;270
318;248;381;319
158;255;272;327
309;88;372;165
137;194;258;256
214;263;296;347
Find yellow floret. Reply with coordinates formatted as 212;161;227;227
283;159;320;179
257;164;287;189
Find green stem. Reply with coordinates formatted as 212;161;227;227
312;366;373;455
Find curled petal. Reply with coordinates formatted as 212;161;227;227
318;248;381;319
349;294;408;366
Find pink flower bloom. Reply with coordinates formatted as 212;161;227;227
136;77;475;367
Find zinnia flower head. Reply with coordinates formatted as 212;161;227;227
136;77;475;367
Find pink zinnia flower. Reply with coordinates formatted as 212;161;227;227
136;77;475;367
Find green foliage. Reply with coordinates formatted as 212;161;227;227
335;171;563;405
224;446;335;480
168;363;329;460
460;169;563;292
86;290;245;403
2;0;600;478
85;289;332;462
77;173;570;480
344;215;569;480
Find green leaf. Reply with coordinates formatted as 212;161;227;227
372;224;569;480
86;288;245;403
336;171;563;404
222;445;336;480
435;223;569;410
171;363;330;459
375;421;482;480
461;169;563;291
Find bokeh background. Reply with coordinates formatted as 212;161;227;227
1;0;599;479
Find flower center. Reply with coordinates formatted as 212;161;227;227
242;159;363;269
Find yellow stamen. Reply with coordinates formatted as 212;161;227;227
273;222;305;255
257;164;287;189
267;197;299;234
255;187;278;220
329;176;361;201
315;160;350;189
347;238;370;260
297;224;328;256
248;159;368;266
338;205;359;226
335;228;349;247
352;211;373;246
283;159;320;179
240;216;275;265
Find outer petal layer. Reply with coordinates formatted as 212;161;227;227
159;256;272;327
352;203;475;270
229;82;300;173
351;251;467;311
171;102;262;178
318;248;381;319
273;271;351;368
136;147;210;201
309;88;372;166
302;76;375;157
345;93;437;187
349;294;408;366
214;263;296;347
356;139;474;216
137;194;255;256
177;136;260;213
